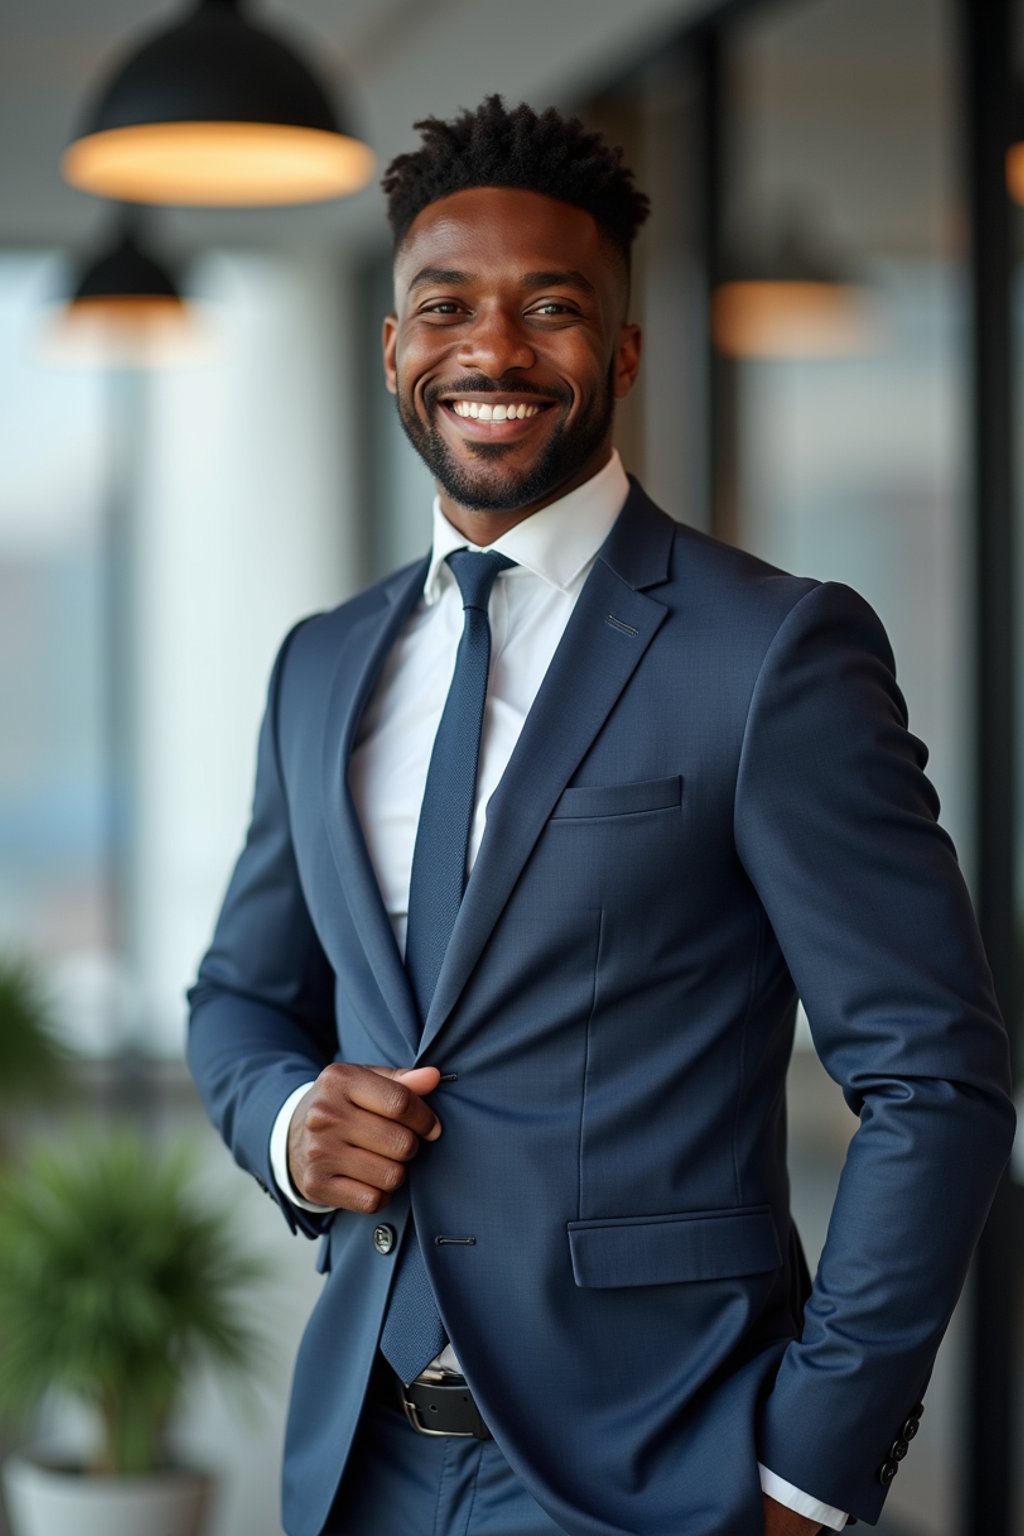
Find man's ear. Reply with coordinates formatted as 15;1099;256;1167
613;324;642;401
382;314;398;396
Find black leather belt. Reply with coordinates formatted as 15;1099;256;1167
368;1352;492;1439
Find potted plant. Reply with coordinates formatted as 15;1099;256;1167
0;1131;269;1536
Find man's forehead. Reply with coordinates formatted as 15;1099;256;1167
399;187;604;256
394;186;610;277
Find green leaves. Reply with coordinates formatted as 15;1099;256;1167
0;956;69;1107
0;1131;270;1475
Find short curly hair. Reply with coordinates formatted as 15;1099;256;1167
382;96;650;264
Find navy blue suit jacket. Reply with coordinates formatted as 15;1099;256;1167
188;480;1014;1535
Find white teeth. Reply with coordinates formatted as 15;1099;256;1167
450;400;542;420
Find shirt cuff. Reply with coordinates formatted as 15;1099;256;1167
758;1464;848;1530
269;1081;335;1214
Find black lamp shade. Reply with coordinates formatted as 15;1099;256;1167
62;0;375;206
44;219;205;370
72;228;183;304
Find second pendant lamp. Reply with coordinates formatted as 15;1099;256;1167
62;0;375;208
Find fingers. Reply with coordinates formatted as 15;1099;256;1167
387;1064;444;1100
368;1064;443;1137
286;1062;443;1212
339;1104;423;1163
310;1174;398;1216
351;1065;442;1141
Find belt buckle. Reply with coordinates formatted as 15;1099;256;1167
400;1375;478;1439
400;1392;477;1438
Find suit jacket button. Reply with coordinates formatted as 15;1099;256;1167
901;1417;920;1442
891;1439;909;1462
373;1224;396;1255
878;1459;899;1487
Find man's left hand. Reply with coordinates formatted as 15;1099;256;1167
762;1493;823;1536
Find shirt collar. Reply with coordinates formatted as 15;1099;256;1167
422;450;631;605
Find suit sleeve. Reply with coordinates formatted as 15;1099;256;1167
187;621;338;1239
734;580;1015;1523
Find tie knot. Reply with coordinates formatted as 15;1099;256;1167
447;548;515;612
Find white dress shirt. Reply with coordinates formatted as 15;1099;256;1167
268;450;846;1531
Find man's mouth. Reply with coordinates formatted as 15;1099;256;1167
437;394;559;437
447;399;546;422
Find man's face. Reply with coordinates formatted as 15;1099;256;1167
383;186;641;530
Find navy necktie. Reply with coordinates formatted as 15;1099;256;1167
380;547;514;1385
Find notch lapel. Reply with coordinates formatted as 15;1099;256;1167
321;559;428;1062
418;487;674;1056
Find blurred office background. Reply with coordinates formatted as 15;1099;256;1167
0;1;1021;1533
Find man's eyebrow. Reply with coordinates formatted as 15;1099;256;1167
408;267;471;290
521;270;596;297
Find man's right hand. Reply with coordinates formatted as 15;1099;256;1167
287;1063;442;1213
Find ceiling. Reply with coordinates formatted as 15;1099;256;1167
0;0;712;257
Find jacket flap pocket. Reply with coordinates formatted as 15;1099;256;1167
566;1206;780;1288
551;774;682;820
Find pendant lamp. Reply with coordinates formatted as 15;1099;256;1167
1007;135;1024;206
712;222;873;360
62;0;375;207
70;219;184;313
45;215;206;368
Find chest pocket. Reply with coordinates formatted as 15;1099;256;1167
550;774;682;820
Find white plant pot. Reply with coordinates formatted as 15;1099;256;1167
1;1452;213;1536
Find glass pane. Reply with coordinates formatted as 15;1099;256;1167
0;253;114;1050
582;59;710;531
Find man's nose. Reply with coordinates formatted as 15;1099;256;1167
456;309;536;376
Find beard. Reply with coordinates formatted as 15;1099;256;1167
394;369;615;512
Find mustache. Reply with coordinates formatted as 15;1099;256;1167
426;376;570;408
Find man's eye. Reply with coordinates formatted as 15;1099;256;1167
423;301;462;315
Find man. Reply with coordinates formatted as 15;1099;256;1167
188;98;1014;1536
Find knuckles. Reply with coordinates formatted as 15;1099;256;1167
379;1161;407;1192
351;1186;389;1214
303;1099;338;1134
377;1079;415;1119
387;1126;419;1162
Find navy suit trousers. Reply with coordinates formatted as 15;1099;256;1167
327;1397;568;1536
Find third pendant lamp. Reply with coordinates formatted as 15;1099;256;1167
712;218;872;360
62;0;375;207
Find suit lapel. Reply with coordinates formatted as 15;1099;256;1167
418;485;674;1056
321;558;428;1061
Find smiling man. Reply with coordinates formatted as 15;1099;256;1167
188;98;1014;1536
